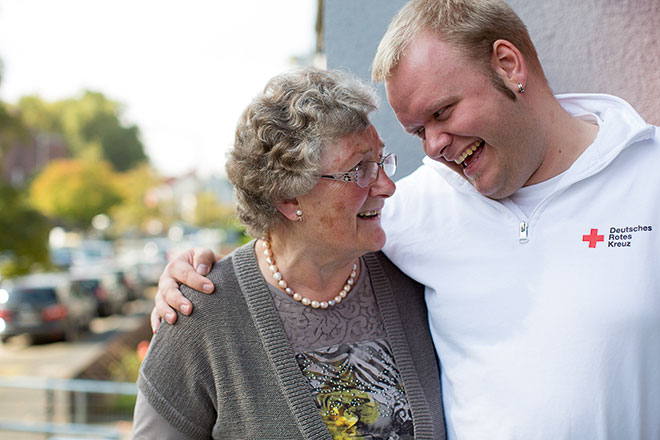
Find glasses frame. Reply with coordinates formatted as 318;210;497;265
320;153;397;188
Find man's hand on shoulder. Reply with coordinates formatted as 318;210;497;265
151;247;218;333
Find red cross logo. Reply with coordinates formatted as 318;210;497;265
582;228;604;248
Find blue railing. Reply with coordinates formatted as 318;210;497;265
0;375;137;439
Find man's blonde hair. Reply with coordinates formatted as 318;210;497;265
372;0;544;91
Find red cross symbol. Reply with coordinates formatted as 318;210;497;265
582;228;604;248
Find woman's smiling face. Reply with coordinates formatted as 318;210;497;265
295;125;396;260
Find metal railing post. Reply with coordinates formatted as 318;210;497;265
46;388;55;423
74;391;87;424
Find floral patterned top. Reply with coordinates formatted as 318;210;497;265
269;258;414;440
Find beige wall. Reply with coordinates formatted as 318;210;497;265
509;0;660;125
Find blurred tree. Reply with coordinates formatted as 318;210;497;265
0;102;29;165
14;95;61;133
194;191;236;228
0;59;47;277
17;91;148;171
0;58;31;167
110;163;163;235
29;158;123;228
0;183;50;277
194;190;251;247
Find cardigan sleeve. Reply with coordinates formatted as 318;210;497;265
131;390;200;440
137;289;219;440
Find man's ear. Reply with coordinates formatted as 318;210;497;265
491;39;527;89
276;198;301;222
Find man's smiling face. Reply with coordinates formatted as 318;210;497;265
385;31;545;199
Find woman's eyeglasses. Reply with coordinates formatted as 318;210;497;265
321;153;397;188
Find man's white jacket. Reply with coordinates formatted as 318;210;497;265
382;94;660;440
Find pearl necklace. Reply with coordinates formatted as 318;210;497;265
261;239;358;309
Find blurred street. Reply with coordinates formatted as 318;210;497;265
0;298;151;377
0;296;153;440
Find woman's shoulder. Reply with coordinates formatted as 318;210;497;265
174;257;240;327
179;241;262;319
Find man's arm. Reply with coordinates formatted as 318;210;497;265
151;247;217;333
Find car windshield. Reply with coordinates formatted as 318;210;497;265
7;288;58;306
72;280;100;291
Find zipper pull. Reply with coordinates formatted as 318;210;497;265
519;221;529;243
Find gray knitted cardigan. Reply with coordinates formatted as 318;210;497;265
138;242;446;439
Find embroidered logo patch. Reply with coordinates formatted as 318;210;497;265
582;225;653;248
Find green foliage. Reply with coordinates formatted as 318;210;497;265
98;122;145;172
109;348;142;383
109;164;162;235
0;101;30;165
0;184;50;277
29;158;123;228
15;95;61;133
16;91;148;172
193;191;236;228
236;228;254;246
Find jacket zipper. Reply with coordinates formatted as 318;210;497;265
519;221;529;243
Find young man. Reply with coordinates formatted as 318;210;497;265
153;1;660;438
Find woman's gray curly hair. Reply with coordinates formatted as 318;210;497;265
226;67;379;238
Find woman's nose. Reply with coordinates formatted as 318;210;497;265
370;166;396;198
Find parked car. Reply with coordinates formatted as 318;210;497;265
70;268;129;317
114;267;140;301
70;239;115;267
0;273;97;343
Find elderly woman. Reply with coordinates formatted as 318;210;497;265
132;68;445;439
